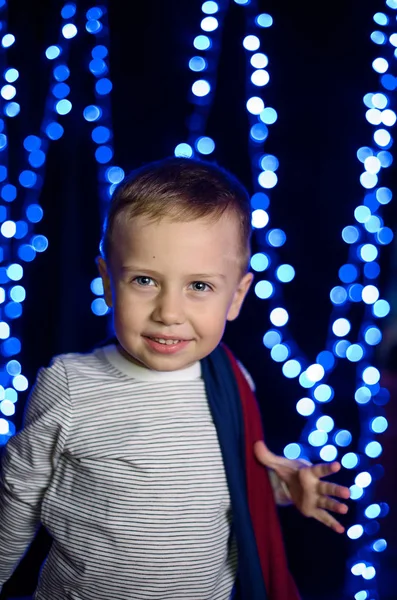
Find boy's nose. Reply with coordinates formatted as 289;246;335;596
152;289;186;326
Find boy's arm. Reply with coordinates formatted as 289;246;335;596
0;358;70;587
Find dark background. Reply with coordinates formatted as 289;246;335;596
1;0;396;598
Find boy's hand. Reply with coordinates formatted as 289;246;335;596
254;440;350;534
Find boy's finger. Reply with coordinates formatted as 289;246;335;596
313;509;346;534
317;496;349;514
318;481;351;499
310;461;341;479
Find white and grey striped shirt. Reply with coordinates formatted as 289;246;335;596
0;345;288;600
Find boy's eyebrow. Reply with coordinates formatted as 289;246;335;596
121;266;226;280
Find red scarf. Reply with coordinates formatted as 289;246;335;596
223;345;300;600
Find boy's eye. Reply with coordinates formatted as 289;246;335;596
191;281;211;292
133;276;155;286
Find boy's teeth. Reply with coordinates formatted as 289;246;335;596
153;338;180;345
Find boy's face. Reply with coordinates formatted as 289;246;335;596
98;212;253;371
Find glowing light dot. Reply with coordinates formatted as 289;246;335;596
334;430;352;447
355;386;371;404
314;384;333;403
263;330;282;349
0;399;15;416
258;171;277;189
347;524;364;540
360;243;378;262
46;45;61;60
250;123;268;142
376;187;392;204
250;253;269;272
243;35;260;51
2;34;15;48
251;209;269;229
1;85;16;101
91;298;109;316
56;99;72;115
251;69;270;87
192;79;211;97
202;1;218;14
342;452;359;469
201;16;218;31
259;107;277;124
330;286;347;305
246;96;264;115
360;172;378;189
365;441;382;458
362;366;380;385
193;35;211;50
174;143;193;158
350;485;364;500
316;416;334;433
309;430;328;447
283;360;302;378
362;285;379;304
1;221;16;238
255;280;273;299
270;307;289;327
196;136;215;155
382;109;397;126
374;128;391;147
4;68;19;83
362;566;376;580
13;375;28;391
7;264;23;281
283;443;301;459
373;299;390;318
296;398;315;416
370;416;388;433
276;264;295;283
251;53;268;69
372;57;388;73
332;318;351;337
306;364;325;383
373;93;388;109
105;166;125;184
372;539;387;552
62;23;78;38
256;13;273;27
355;472;372;488
354;205;371;223
189;56;207;72
351;562;366;576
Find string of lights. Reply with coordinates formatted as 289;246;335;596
83;4;126;318
174;0;229;159
0;2;79;445
342;4;396;597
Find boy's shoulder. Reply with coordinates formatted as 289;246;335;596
47;345;115;380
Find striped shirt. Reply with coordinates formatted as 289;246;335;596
0;345;288;599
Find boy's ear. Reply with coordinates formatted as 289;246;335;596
96;256;113;308
226;272;253;322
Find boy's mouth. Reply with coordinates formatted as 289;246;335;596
149;338;182;346
143;335;192;354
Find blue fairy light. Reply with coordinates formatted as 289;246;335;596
283;443;301;460
262;330;282;349
174;143;193;158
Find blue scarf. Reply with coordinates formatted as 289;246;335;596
201;344;300;600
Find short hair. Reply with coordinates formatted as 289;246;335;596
100;157;252;273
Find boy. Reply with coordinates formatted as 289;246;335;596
0;158;349;600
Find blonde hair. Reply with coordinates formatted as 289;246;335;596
101;157;252;273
